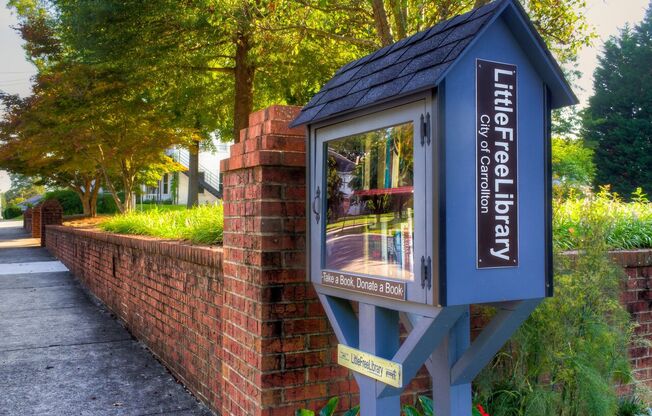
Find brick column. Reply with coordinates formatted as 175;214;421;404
40;199;63;247
220;105;354;416
24;207;32;231
31;204;42;239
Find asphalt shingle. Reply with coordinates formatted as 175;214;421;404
291;0;506;127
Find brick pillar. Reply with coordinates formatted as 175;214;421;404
31;204;42;239
40;199;63;247
220;105;354;416
24;207;32;231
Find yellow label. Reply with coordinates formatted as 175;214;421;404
337;344;402;388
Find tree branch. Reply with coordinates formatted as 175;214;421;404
188;66;235;74
370;0;394;46
258;25;379;48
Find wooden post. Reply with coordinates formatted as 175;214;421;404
358;304;401;416
432;308;472;416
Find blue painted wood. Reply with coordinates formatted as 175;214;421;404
451;299;542;385
399;313;434;375
377;305;466;399
318;294;359;347
359;304;400;416
432;308;472;416
317;294;363;386
443;16;547;306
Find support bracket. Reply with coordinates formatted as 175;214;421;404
377;305;466;398
450;298;542;385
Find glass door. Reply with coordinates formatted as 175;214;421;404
312;100;428;304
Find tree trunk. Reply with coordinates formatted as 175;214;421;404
89;178;100;217
121;173;136;213
474;0;490;8
76;190;92;216
123;192;134;212
99;166;125;213
388;0;407;40
187;140;200;208
233;32;255;143
82;197;92;216
371;0;394;46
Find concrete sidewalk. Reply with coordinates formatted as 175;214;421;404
0;220;212;416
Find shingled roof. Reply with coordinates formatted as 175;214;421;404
291;0;576;127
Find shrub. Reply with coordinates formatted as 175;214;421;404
44;189;83;215
297;396;489;416
3;205;22;219
616;396;650;416
295;397;359;416
474;197;637;416
554;187;652;250
99;204;223;245
97;193;120;214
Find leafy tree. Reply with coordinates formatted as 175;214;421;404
4;173;44;205
583;4;652;197
0;88;104;216
4;0;593;214
6;0;189;213
551;136;596;194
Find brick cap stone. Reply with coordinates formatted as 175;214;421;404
563;249;652;267
222;105;306;173
46;225;224;268
41;199;63;212
248;105;303;126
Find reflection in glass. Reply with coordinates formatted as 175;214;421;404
324;122;414;280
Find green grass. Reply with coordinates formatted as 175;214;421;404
100;204;223;245
135;204;188;212
554;187;652;250
98;187;651;250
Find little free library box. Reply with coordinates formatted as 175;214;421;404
291;0;576;414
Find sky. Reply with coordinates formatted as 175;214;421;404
0;0;649;193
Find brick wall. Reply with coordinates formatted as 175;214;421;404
219;105;354;415
219;105;431;415
614;250;652;389
42;103;652;415
31;204;41;238
45;226;224;410
39;199;63;247
42;105;428;416
23;207;32;231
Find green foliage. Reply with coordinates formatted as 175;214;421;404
99;204;223;245
402;396;433;416
3;206;23;220
551;137;596;191
401;396;491;415
582;5;652;197
294;397;359;416
44;189;82;215
554;187;652;250
342;407;361;416
616;395;650;416
96;193;120;215
4;173;45;206
475;200;636;416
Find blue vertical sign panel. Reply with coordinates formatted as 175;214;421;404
443;18;546;306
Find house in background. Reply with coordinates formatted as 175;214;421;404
141;141;230;205
17;194;44;211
